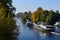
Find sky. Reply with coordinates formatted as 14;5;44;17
12;0;60;14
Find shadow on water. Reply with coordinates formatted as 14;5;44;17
33;29;60;40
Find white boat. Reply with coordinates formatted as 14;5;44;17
26;20;33;28
33;22;55;32
54;21;60;27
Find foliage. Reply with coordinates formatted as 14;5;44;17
0;0;17;40
22;11;31;23
22;7;60;25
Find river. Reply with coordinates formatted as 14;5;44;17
15;17;60;40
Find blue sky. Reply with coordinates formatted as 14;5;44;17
13;0;60;14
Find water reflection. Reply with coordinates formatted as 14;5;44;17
33;29;60;40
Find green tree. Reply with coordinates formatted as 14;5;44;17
22;11;32;23
22;7;60;25
46;10;54;25
0;0;17;40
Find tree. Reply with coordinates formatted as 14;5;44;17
55;10;60;21
46;10;54;25
31;7;44;23
22;11;32;23
37;7;43;11
22;7;60;25
0;0;17;40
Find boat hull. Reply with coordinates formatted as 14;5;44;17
33;25;55;32
26;23;33;28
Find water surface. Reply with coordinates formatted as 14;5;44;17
15;18;60;40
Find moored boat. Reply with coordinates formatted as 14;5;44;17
26;20;33;28
33;22;55;32
54;21;60;27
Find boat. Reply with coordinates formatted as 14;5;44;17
54;21;60;27
26;20;33;28
33;22;55;32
